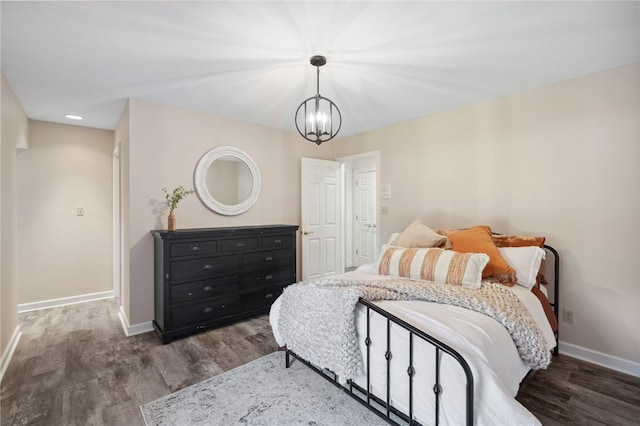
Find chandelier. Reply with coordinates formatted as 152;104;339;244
295;55;342;145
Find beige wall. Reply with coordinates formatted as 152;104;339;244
17;120;114;304
332;63;640;365
124;98;333;324
1;73;28;355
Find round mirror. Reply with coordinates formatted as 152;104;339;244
194;146;262;215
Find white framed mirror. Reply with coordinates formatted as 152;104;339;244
194;146;262;216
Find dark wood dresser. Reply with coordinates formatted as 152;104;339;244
151;225;298;343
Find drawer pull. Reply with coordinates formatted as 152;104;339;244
274;239;282;244
203;264;213;270
204;307;213;314
265;293;274;299
191;246;200;252
265;275;273;280
202;286;213;292
187;292;193;296
236;242;245;247
265;256;273;261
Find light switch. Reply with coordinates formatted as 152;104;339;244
76;207;85;216
381;206;389;215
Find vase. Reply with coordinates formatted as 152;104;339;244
168;212;176;231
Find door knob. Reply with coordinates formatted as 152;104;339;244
303;230;314;235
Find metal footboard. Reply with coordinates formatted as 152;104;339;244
286;298;474;426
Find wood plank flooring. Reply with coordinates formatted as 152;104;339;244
516;354;640;425
2;299;639;425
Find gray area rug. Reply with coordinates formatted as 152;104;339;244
140;351;389;426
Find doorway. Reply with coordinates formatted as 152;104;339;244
300;151;380;279
338;151;380;270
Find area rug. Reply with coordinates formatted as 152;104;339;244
140;351;390;426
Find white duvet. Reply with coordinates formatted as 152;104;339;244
270;266;556;426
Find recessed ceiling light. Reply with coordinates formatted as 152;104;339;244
65;114;83;120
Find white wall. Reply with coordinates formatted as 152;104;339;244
332;63;640;370
123;98;334;325
17;120;114;304
1;73;28;360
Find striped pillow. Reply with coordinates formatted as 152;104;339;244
377;245;489;289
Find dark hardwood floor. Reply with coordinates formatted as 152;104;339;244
1;299;639;425
516;353;640;425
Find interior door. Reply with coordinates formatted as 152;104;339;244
354;170;377;266
301;158;342;280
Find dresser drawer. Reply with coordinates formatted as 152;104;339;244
171;254;239;281
261;234;292;249
220;237;259;252
242;268;294;290
242;249;292;272
170;276;240;304
172;297;240;327
171;240;218;257
243;286;283;312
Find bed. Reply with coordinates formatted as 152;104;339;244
269;224;559;426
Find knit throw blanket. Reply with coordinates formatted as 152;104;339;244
278;277;551;382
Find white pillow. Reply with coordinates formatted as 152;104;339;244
497;246;546;290
387;233;400;245
377;245;489;289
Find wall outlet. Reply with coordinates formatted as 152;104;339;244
562;308;574;324
76;207;85;216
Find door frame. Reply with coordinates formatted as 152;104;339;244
336;151;381;269
112;142;123;305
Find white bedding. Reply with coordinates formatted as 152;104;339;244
270;266;556;426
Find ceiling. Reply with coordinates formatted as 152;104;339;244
2;1;638;139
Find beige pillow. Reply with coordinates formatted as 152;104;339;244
391;219;447;248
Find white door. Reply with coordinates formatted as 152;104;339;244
301;158;342;280
354;170;377;266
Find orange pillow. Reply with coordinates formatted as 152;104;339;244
491;234;545;248
447;225;517;285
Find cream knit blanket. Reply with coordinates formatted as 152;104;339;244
278;277;551;382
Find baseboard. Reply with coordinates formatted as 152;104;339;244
17;290;114;313
0;326;22;383
559;341;640;378
118;306;154;337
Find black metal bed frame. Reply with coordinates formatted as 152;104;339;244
286;245;560;426
544;245;560;357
